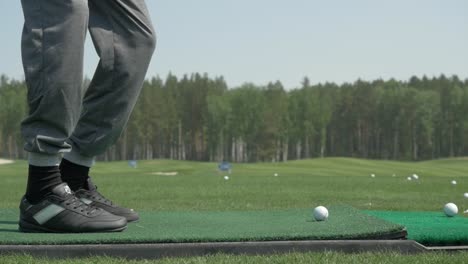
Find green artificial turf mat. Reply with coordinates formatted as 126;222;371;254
0;206;404;245
366;211;468;246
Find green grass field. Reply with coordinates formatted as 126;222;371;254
1;157;467;263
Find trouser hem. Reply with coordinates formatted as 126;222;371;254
28;153;62;167
63;150;95;168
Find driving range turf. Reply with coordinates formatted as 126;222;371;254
0;158;467;263
0;206;406;245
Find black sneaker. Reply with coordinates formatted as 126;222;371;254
74;178;140;223
19;183;127;233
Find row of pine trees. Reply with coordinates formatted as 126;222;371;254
1;74;468;162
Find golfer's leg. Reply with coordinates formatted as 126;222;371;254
21;0;89;166
20;0;89;205
63;0;156;166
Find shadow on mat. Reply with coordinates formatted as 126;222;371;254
0;221;18;225
0;228;19;233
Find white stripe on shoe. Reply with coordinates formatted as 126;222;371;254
33;204;66;225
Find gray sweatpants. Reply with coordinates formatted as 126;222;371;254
20;0;156;167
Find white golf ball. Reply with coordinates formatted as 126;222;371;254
412;174;419;180
463;193;468;198
313;206;329;221
371;174;375;178
451;180;457;185
274;173;278;177
443;203;458;217
224;176;229;180
407;177;412;181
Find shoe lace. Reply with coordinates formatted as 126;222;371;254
64;196;97;215
89;188;113;206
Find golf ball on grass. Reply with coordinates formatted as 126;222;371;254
443;203;458;217
313;206;329;221
224;176;229;180
274;173;278;177
412;174;419;180
451;180;457;185
370;174;375;178
407;177;412;181
464;193;468;198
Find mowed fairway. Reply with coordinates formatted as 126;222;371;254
1;157;467;212
0;158;467;263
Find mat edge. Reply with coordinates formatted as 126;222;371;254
0;240;432;259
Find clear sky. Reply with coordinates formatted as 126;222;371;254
1;0;467;89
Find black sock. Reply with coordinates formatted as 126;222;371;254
26;165;63;204
59;159;90;191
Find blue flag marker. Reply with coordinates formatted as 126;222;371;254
218;161;232;174
128;160;137;168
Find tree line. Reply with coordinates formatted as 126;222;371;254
1;73;468;162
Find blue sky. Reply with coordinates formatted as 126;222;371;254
1;0;467;89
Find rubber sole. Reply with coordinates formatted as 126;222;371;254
18;220;127;233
